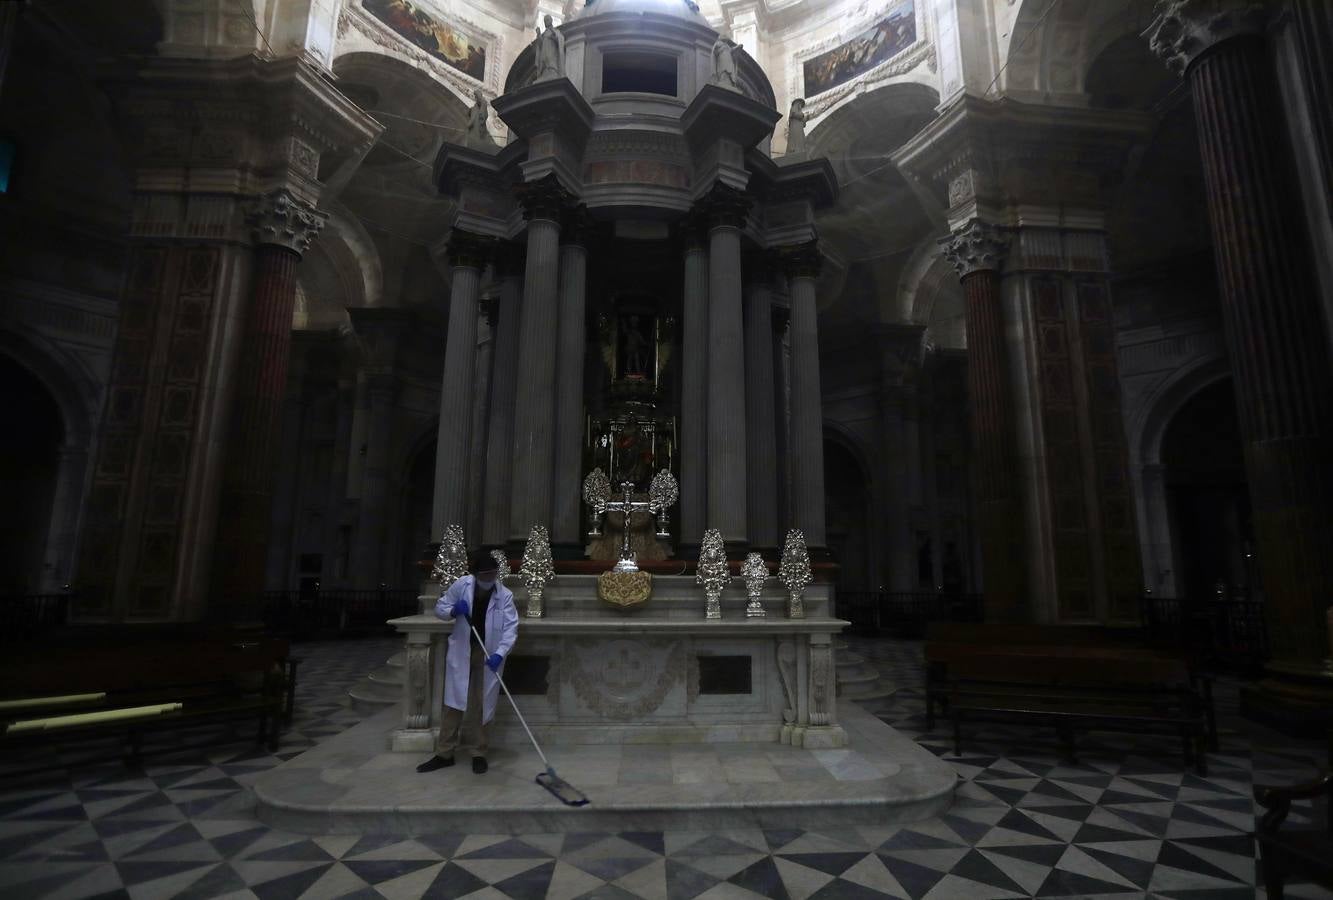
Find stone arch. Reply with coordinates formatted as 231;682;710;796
1129;354;1234;597
0;329;100;591
296;204;384;330
1001;0;1149;99
822;423;879;591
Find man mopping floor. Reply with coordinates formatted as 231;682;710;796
417;549;518;776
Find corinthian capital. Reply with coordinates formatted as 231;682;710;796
1144;0;1268;76
246;189;326;255
941;220;1010;279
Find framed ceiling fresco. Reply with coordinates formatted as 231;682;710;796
361;0;486;81
802;0;916;96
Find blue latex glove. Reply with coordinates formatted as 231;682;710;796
486;653;503;672
450;598;470;619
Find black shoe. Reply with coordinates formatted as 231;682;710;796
472;756;488;774
416;755;454;773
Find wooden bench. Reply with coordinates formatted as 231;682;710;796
0;636;292;773
922;623;1216;750
943;653;1211;774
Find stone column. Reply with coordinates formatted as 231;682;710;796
430;229;490;539
214;190;325;608
942;220;1027;621
679;218;710;553
466;302;496;546
704;185;751;548
482;246;523;547
744;259;779;550
1149;3;1333;662
779;241;827;550
508;177;568;545
552;208;590;554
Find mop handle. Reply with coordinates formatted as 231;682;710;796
466;619;551;771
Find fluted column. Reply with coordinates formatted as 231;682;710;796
466;303;496;545
679;219;710;552
744;259;779;550
779;242;826;550
552;208;590;554
482;245;523;546
942;220;1026;621
509;177;568;545
214;190;324;607
1149;3;1333;662
431;229;490;538
704;185;751;548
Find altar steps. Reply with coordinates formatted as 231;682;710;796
253;702;955;834
347;651;405;714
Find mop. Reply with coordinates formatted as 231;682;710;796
463;614;590;807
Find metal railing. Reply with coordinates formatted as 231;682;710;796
1140;594;1269;672
231;588;420;639
836;590;984;636
0;592;72;642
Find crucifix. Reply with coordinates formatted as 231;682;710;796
583;467;678;573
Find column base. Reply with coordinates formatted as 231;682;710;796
1238;659;1333;737
391;728;437;753
794;725;847;749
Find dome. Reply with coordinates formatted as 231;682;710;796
571;0;709;25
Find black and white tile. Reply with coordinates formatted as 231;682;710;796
0;634;1329;898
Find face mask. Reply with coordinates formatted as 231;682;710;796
475;577;497;589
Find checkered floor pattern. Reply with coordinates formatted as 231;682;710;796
1;634;1329;898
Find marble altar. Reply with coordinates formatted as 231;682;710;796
389;576;848;751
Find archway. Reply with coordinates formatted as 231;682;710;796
823;435;873;592
1160;379;1251;603
0;355;64;593
399;436;436;587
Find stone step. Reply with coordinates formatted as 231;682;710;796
367;666;404;688
838;679;899;702
836;668;880;686
253;703;955;834
835;651;866;668
385;651;405;669
347;683;399;715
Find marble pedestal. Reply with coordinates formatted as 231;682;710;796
389;576;847;751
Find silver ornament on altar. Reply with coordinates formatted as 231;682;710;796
740;552;768;618
519;524;555;618
696;528;729;620
491;548;511;584
583;468;678;573
779;529;812;619
432;524;468;584
582;468;612;536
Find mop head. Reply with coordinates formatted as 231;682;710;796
537;768;589;807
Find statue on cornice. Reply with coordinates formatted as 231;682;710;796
463;87;497;151
532;13;566;83
710;36;742;92
786;97;808;157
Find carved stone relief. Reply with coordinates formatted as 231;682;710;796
569;638;684;720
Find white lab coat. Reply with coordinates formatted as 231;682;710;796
434;575;519;723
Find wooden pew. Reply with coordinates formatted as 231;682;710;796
922;623;1217;752
943;653;1210;773
0;636;292;772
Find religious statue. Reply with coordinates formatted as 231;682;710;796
531;13;565;83
463;87;497;151
620;315;652;380
786;97;808;158
710;37;742;92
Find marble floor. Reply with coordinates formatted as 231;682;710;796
0;633;1329;899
